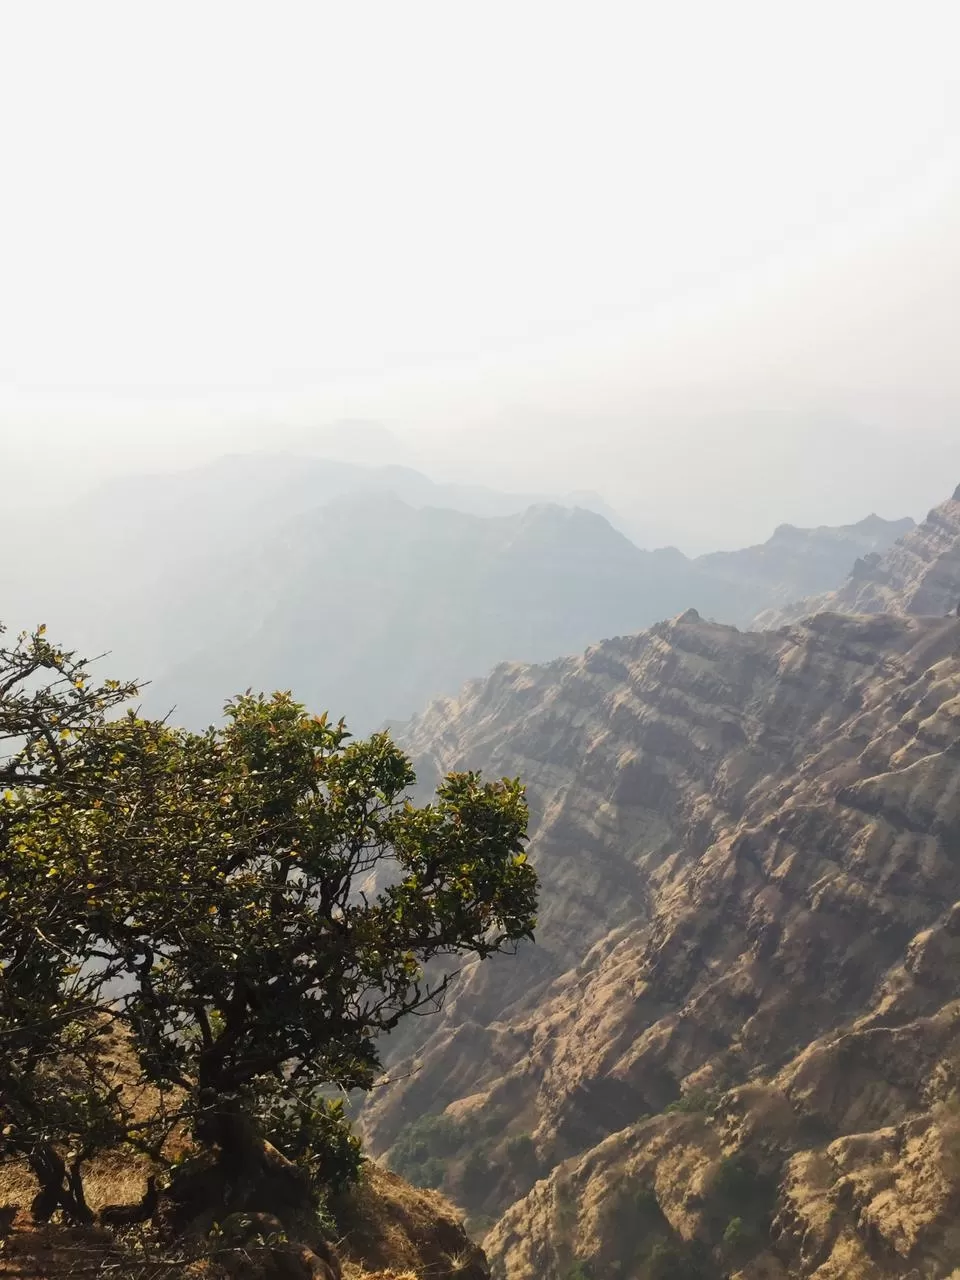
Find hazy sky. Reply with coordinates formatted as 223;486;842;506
2;2;960;546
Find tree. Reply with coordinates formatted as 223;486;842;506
0;624;140;1221
2;629;537;1227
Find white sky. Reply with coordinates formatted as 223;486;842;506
2;1;960;545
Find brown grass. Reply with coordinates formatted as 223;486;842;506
343;1270;419;1280
333;1164;485;1279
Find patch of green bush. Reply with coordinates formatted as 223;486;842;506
646;1238;711;1280
260;1090;363;1193
460;1145;497;1199
703;1152;778;1259
505;1132;538;1169
664;1087;717;1115
565;1262;594;1280
710;1153;777;1216
388;1112;464;1188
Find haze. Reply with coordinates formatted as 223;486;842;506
2;1;960;549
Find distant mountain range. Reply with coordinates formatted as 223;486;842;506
1;452;912;730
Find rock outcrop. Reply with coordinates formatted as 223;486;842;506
364;599;960;1277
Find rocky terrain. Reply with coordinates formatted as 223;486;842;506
361;536;960;1276
755;486;960;628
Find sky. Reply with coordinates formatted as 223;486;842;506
2;1;960;547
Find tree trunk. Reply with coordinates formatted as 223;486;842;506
27;1141;94;1225
173;1096;317;1239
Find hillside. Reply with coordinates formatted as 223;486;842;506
0;1160;489;1280
0;452;910;732
361;594;960;1277
755;487;960;628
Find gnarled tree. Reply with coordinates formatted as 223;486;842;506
1;623;537;1233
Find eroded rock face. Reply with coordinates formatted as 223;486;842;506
756;489;960;627
365;607;960;1278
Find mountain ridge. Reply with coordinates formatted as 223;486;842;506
755;489;960;628
0;452;913;735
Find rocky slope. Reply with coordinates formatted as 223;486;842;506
755;487;960;628
364;599;960;1278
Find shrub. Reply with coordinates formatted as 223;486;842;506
565;1262;593;1280
389;1113;464;1188
259;1090;363;1193
647;1239;710;1280
505;1133;538;1170
460;1145;496;1199
664;1087;716;1115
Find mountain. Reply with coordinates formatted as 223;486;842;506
755;487;960;628
0;453;633;708
701;512;915;619
359;536;960;1275
138;497;704;730
0;452;911;735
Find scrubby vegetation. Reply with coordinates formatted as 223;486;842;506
389;1114;465;1190
386;1106;544;1212
663;1087;718;1116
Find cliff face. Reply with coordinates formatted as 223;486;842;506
756;489;960;628
365;606;960;1278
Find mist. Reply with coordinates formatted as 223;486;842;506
2;2;960;552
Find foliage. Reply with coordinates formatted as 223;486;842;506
258;1087;363;1193
504;1132;538;1170
708;1152;777;1216
646;1238;711;1280
565;1263;593;1280
389;1112;465;1188
664;1087;716;1115
0;621;538;1219
722;1215;746;1249
703;1152;778;1260
633;1183;661;1220
459;1145;496;1199
0;624;140;1219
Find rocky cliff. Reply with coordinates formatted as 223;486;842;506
365;600;960;1278
756;488;960;628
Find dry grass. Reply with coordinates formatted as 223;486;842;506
0;1222;121;1279
0;1031;477;1279
0;1023;187;1226
343;1269;419;1280
333;1164;486;1279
